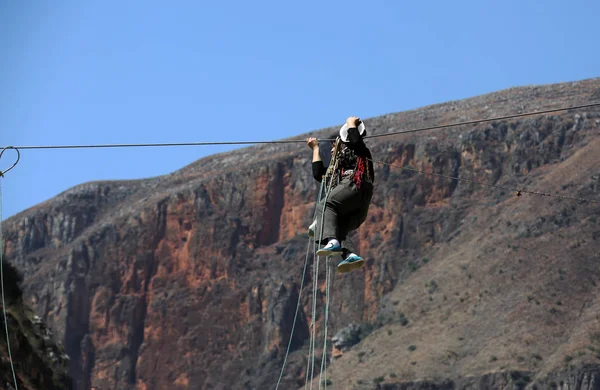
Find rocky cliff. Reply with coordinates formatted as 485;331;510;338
0;259;71;390
2;78;600;389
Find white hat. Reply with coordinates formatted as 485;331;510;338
339;122;367;142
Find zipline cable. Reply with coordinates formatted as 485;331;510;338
363;101;600;140
2;102;599;150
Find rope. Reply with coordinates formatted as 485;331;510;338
370;159;600;204
274;235;314;389
318;255;331;390
304;237;317;388
2;102;598;151
362;102;600;140
309;193;328;390
0;147;20;178
307;178;329;389
325;256;331;389
0;178;19;390
308;246;319;390
7;140;306;150
275;177;328;390
274;167;336;390
309;144;341;389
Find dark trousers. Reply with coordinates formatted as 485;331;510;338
314;177;373;246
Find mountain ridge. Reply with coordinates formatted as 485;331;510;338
2;77;600;389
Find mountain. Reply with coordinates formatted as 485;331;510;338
0;259;72;390
2;77;600;389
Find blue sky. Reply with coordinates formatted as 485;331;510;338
1;0;598;219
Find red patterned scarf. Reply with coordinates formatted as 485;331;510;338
353;157;366;189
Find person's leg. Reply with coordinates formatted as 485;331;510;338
308;198;325;238
324;179;368;237
337;214;355;256
316;179;365;255
339;182;373;248
336;184;374;272
336;214;366;273
315;211;357;254
312;198;327;242
338;216;351;257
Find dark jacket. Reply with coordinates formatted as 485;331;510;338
312;127;374;184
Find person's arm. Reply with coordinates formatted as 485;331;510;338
307;137;327;182
312;161;327;182
312;143;322;163
343;125;369;156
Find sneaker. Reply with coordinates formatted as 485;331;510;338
308;220;317;237
337;254;365;273
316;240;343;256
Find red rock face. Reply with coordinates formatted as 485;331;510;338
4;78;600;389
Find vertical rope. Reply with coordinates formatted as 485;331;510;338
304;177;330;388
276;178;328;390
309;142;341;389
274;236;314;389
325;258;331;389
276;140;342;390
308;245;320;390
309;176;332;390
304;237;317;387
318;255;331;389
326;255;332;388
0;178;19;390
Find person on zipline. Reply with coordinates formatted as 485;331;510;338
306;116;375;273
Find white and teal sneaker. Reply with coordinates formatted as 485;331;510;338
308;220;317;237
316;240;343;256
337;253;365;273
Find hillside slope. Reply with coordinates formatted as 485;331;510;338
3;78;600;389
0;260;72;390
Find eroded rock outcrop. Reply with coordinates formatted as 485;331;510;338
0;260;71;390
3;78;600;389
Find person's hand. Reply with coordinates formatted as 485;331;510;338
346;116;361;128
306;137;319;150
